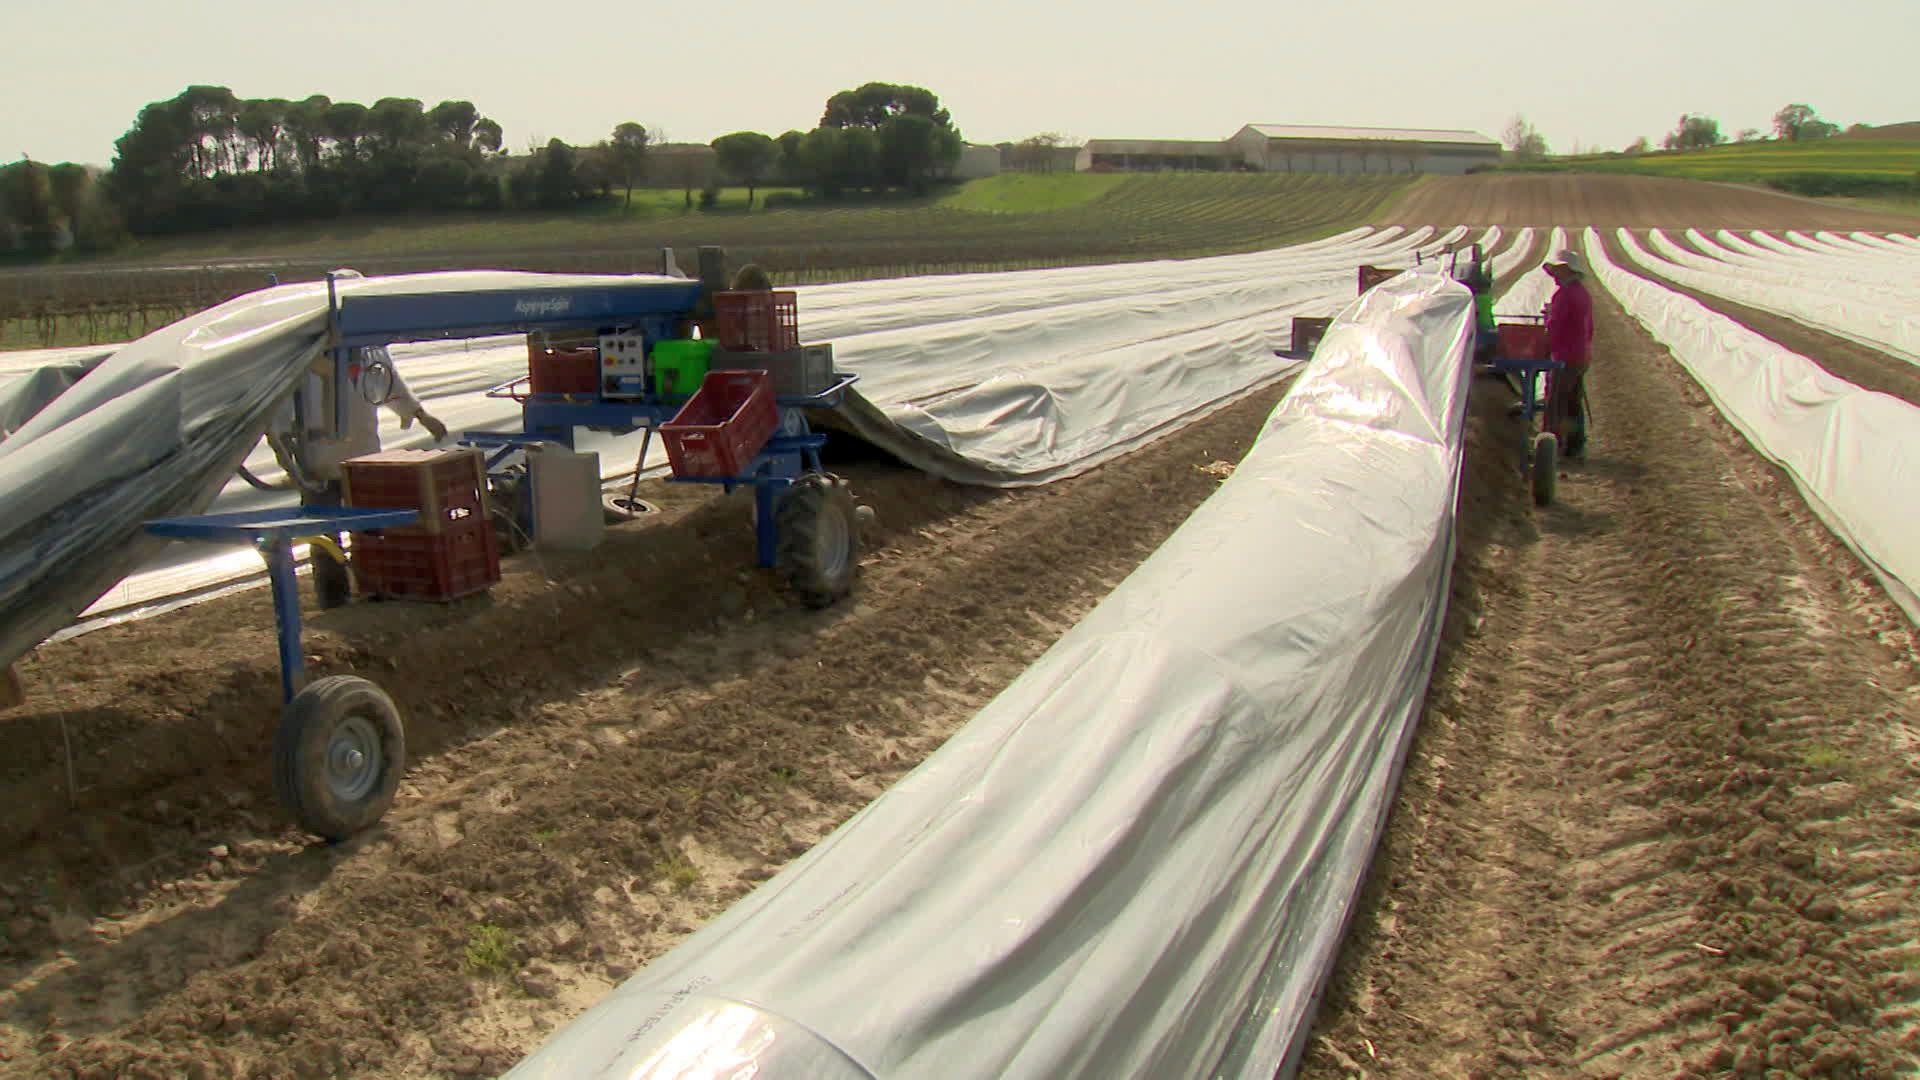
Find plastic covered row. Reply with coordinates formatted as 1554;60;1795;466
507;269;1477;1079
1585;229;1920;623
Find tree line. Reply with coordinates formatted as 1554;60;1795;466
0;81;966;254
1504;102;1875;161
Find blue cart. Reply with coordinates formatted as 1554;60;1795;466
144;506;421;839
142;258;868;838
1487;315;1564;507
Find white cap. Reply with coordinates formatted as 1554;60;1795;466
1546;249;1588;276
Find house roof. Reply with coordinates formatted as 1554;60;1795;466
1241;124;1499;147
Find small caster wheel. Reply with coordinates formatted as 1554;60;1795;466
1531;432;1558;507
273;675;405;840
602;491;659;524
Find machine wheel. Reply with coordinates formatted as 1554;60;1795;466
311;546;352;609
602;491;660;524
1531;432;1559;507
777;473;860;609
273;675;406;841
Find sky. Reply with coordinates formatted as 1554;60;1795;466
4;0;1917;167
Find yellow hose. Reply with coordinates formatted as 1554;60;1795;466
296;534;349;567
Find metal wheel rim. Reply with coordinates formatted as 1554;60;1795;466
606;495;658;517
326;713;383;802
815;502;851;581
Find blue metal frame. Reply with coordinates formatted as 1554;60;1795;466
144;507;420;703
466;374;858;568
305;273;861;579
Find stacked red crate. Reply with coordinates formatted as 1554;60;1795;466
342;448;501;601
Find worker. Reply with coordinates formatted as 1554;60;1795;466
1542;249;1594;459
1459;244;1497;361
270;270;450;608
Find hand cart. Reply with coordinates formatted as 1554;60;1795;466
143;505;421;840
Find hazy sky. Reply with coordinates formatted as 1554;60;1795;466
5;0;1916;167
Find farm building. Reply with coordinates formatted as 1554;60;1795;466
1229;124;1502;175
948;144;1003;180
1076;124;1501;175
1077;139;1237;173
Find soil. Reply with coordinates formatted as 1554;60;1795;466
1300;259;1920;1075
1383;173;1920;230
0;382;1289;1077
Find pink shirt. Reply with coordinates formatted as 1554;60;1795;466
1547;278;1594;367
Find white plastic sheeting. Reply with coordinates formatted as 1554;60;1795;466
1490;226;1535;280
508;270;1476;1080
1617;230;1920;366
1677;230;1920;304
22;225;1469;630
0;272;690;667
1494;226;1567;318
1585;230;1920;623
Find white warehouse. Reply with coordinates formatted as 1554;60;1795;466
1075;124;1501;176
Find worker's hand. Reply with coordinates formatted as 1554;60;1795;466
420;412;450;442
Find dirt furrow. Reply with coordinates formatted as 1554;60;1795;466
1304;275;1920;1075
0;383;1292;1077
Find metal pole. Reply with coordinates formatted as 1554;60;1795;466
262;539;307;703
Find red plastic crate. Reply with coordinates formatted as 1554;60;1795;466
528;343;601;395
342;448;488;535
351;519;501;602
713;291;800;353
660;370;778;480
1496;322;1551;361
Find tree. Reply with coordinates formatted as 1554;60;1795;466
1773;103;1838;142
1;158;56;252
775;129;805;183
609;121;649;207
1663;113;1725;151
323;101;370;162
711;131;778;206
1735;128;1764;143
236;98;286;172
1623;136;1650;156
534;138;581;208
472;118;504;155
1007;132;1070;173
283;95;332;172
816;82;963;191
428;100;480;150
1502;114;1549;160
821;82;951;130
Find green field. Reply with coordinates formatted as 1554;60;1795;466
1509;137;1920;198
4;172;1413;348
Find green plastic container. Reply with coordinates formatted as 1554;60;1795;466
652;339;713;396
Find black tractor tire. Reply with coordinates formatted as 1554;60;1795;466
1532;432;1559;507
777;473;860;609
273;675;406;841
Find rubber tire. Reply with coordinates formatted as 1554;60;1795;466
273;675;406;841
777;473;860;609
1532;432;1558;507
602;491;659;524
312;547;352;610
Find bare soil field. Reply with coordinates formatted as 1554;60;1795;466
0;383;1289;1077
1303;266;1920;1075
1382;172;1920;229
